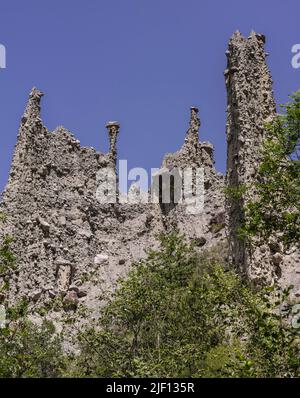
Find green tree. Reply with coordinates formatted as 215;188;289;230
0;315;66;378
244;91;300;249
72;233;300;378
0;212;16;280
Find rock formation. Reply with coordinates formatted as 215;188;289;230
225;31;300;291
0;31;299;335
0;89;226;335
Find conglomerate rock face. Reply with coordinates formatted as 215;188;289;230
0;90;226;333
225;31;300;291
225;31;277;283
0;31;299;333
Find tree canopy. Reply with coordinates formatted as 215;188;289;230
243;91;300;249
70;233;300;378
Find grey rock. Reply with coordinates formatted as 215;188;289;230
0;33;299;338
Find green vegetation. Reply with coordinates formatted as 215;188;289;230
0;212;16;294
69;233;300;378
0;236;15;277
0;229;299;378
242;91;300;249
0;316;65;378
0;212;16;279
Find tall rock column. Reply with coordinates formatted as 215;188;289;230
225;31;277;283
185;106;201;149
2;88;47;205
103;121;120;203
106;121;120;171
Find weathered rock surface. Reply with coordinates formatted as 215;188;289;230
0;89;226;337
225;31;300;290
0;32;299;339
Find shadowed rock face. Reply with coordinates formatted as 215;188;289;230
0;32;299;338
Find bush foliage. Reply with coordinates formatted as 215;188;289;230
243;91;300;249
70;233;300;378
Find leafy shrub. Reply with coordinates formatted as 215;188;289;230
243;91;300;249
71;233;300;378
0;313;65;378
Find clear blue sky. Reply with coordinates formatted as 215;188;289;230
1;0;300;193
